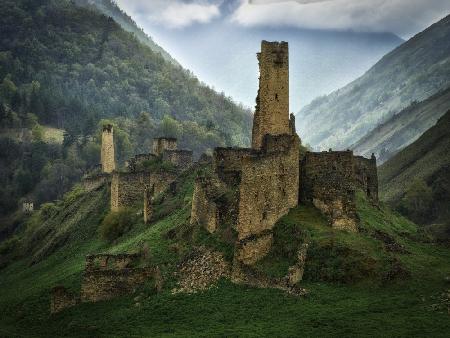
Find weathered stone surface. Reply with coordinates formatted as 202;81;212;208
143;185;153;224
152;137;177;156
287;243;308;286
237;134;299;241
300;150;379;231
252;41;290;150
80;267;154;303
162;149;193;170
80;253;159;303
81;173;109;192
190;177;219;233
50;286;78;314
236;233;273;265
127;153;157;172
354;154;378;202
172;248;230;294
101;124;115;173
111;171;176;211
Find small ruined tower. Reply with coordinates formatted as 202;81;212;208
252;40;291;149
101;124;115;173
152;137;177;156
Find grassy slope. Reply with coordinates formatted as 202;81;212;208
1;175;450;337
352;87;450;163
379;111;450;222
298;14;450;151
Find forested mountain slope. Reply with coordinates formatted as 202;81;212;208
379;110;450;225
0;0;251;215
297;14;450;150
352;87;450;163
74;0;179;66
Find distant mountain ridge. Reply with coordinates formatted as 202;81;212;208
379;110;450;225
74;0;179;66
351;87;450;163
144;20;403;110
297;14;450;151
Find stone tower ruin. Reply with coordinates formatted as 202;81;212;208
152;137;177;156
101;124;115;173
252;41;291;149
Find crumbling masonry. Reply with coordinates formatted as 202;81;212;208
101;124;115;173
191;40;379;276
110;137;192;212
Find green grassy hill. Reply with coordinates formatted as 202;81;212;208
297;14;450;151
1;165;449;337
379;111;450;226
352;87;450;163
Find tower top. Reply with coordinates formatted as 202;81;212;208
102;124;113;132
252;40;290;149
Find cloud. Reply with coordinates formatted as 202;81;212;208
116;0;221;29
232;0;450;38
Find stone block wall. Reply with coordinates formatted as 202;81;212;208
81;267;155;302
111;171;176;211
127;153;157;172
81;253;158;303
163;150;193;170
82;173;109;192
252;41;290;149
300;151;357;231
214;148;253;185
237;135;299;241
101;124;115;173
354;155;378;202
191;134;299;265
51;286;78;314
152;137;177;156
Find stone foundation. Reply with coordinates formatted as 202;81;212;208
50;286;78;314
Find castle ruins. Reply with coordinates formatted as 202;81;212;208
191;40;378;276
56;40;379;313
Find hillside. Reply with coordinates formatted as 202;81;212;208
352;87;450;163
74;0;179;66
297;14;450;150
379;110;450;225
0;0;251;215
1;162;450;336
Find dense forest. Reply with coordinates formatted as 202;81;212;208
0;0;252;216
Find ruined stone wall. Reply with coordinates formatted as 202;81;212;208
354;155;378;202
80;268;154;302
237;135;299;241
82;174;109;192
101;124;115;173
300;151;358;231
81;253;157;303
127;153;157;172
163;150;193;170
152;137;177;156
213;148;253;185
111;171;176;211
51;286;78;314
252;41;290;149
190;177;219;233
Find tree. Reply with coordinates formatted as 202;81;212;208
399;178;433;224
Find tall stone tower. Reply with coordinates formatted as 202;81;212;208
101;124;115;173
252;41;290;149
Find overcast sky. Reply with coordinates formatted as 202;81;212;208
116;0;450;38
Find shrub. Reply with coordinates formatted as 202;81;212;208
99;208;138;242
